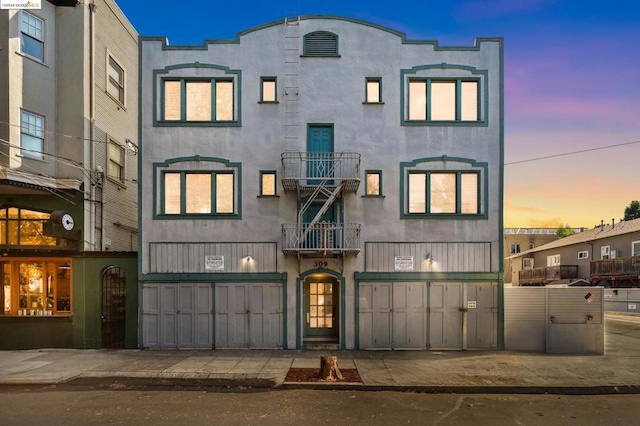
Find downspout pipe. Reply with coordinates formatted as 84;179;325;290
88;0;97;250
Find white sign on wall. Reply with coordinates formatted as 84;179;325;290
394;256;414;271
1;1;41;9
205;255;224;271
467;301;477;309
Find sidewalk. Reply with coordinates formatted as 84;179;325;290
1;313;639;394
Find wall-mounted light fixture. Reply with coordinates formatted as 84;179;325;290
244;255;253;262
426;253;433;264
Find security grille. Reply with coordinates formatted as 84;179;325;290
101;266;126;348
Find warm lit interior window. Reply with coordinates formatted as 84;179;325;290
163;79;234;121
163;172;235;215
216;173;234;213
261;78;276;102
185;174;212;214
366;172;381;195
0;207;59;246
164;173;181;214
407;79;479;122
216;81;233;121
1;259;72;315
261;172;276;196
408;172;479;215
409;81;427;121
366;79;381;103
108;142;125;181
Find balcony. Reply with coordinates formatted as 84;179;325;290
519;265;579;285
590;255;640;283
281;223;361;256
281;151;361;192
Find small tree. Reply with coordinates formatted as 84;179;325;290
624;200;640;221
555;224;575;239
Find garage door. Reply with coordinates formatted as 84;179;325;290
142;283;213;349
215;283;283;349
358;282;426;349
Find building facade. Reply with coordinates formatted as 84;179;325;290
510;219;640;287
0;0;138;349
139;16;504;350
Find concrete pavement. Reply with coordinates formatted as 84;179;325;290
1;313;639;394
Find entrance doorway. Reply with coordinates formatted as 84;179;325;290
101;266;126;348
303;275;339;342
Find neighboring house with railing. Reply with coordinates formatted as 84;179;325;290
509;218;640;287
138;16;504;351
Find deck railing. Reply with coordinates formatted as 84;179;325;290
590;255;640;280
281;222;361;255
519;265;579;285
281;151;361;191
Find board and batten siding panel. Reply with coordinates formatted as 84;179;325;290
548;288;603;324
365;242;491;272
148;242;277;273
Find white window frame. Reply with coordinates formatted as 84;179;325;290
106;52;126;106
107;139;126;183
20;11;44;62
20;110;44;159
601;245;610;260
510;243;521;255
577;251;589;260
547;254;560;267
523;258;534;269
632;240;640;257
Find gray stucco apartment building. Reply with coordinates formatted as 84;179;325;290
138;16;504;350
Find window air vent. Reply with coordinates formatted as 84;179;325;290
303;31;339;56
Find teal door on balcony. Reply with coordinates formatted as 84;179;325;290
307;125;334;185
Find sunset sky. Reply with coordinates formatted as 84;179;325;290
119;0;640;229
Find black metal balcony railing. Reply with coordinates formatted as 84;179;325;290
590;255;640;281
519;265;579;285
281;151;361;192
281;222;361;255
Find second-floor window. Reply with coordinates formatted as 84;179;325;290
163;172;235;215
408;171;478;215
163;79;234;122
510;244;521;254
20;11;44;62
20;110;44;159
108;141;125;182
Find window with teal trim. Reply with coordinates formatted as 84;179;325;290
260;77;277;103
408;171;479;215
162;171;235;216
408;79;478;122
365;78;382;103
162;79;234;122
364;170;383;196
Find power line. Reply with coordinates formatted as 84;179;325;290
505;140;640;166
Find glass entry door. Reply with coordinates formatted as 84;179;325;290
304;276;338;339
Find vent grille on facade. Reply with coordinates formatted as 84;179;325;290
303;31;339;56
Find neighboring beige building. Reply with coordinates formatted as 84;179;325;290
509;218;640;287
503;227;584;284
0;0;139;349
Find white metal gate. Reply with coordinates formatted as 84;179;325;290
215;283;283;349
142;283;213;349
358;282;426;349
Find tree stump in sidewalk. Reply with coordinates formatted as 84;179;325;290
319;355;343;381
